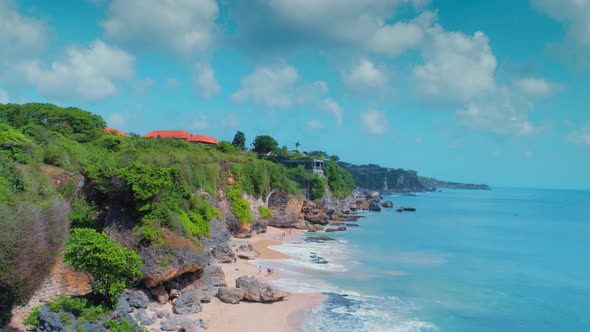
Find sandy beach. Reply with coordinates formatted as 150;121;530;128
199;226;326;332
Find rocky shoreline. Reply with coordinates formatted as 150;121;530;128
10;190;392;332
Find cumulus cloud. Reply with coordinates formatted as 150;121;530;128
342;59;388;91
412;15;497;103
456;88;537;137
368;12;434;57
514;77;562;97
232;0;430;56
192;62;221;98
102;0;218;56
18;40;134;101
568;123;590;146
361;108;390;135
0;0;49;61
531;0;590;70
232;64;323;107
320;98;343;127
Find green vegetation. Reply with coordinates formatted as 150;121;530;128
227;182;253;224
23;306;40;327
232;131;246;150
252;135;278;156
0;103;357;326
106;318;147;332
258;206;272;219
63;228;143;305
324;160;356;199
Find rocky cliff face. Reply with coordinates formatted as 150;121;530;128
339;162;490;193
339;162;428;193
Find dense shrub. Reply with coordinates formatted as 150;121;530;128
258;205;272;219
63;228;143;305
227;183;253;224
324;160;356;199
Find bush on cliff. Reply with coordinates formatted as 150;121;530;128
63;228;143;306
324;160;356;199
227;182;253;224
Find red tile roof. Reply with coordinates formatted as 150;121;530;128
104;127;129;137
188;134;218;144
143;130;192;140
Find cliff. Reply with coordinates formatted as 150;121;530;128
339;162;490;193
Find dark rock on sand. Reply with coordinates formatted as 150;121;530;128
211;245;235;263
135;308;157;326
160;316;178;331
125;289;149;309
173;289;202;314
217;287;245;304
150;285;168;304
235;276;287;302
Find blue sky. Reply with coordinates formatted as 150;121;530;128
1;0;589;189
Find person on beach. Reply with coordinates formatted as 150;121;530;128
267;268;272;277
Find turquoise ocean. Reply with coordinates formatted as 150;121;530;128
255;188;590;331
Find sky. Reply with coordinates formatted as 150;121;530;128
1;0;589;189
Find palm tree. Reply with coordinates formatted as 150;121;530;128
295;141;300;151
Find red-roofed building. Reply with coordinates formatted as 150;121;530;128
188;134;218;145
142;130;218;145
104;127;129;137
143;130;192;140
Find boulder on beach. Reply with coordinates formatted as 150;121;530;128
173;289;202;314
235;276;287;302
150;285;169;304
211;245;235;263
217;287;245;304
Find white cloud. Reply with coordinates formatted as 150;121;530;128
413;17;497;102
456;88;537;137
0;0;49;61
568;123;590;146
17;40;133;101
514;77;561;97
531;0;590;70
343;59;388;91
233;64;330;109
192;62;221;98
306;120;324;130
232;65;299;108
102;0;218;56
320;98;343;127
361;108;390;135
234;0;430;57
368;12;434;57
0;88;9;104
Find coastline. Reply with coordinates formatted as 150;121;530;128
201;226;326;332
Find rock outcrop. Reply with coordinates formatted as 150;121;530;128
235;276;287;303
217;287;245;304
141;248;208;288
380;200;393;208
173;289;202;315
266;190;306;228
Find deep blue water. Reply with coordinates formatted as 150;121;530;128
259;188;590;331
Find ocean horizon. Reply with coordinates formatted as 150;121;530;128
257;187;590;331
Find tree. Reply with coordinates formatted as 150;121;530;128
295;142;300;151
252;135;278;156
63;228;143;306
231;131;246;150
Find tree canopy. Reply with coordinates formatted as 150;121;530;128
63;228;143;306
231;131;246;150
252;135;278;156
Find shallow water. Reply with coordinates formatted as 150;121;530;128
259;188;590;331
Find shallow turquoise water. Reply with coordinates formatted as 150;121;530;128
264;188;590;331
